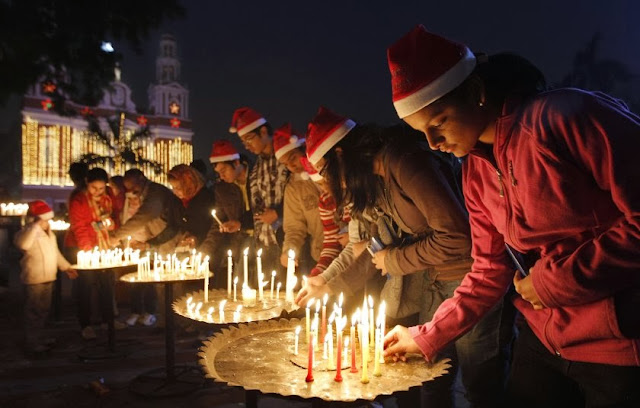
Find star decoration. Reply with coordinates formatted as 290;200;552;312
41;99;54;111
169;101;180;115
170;118;181;128
137;116;148;126
42;82;56;94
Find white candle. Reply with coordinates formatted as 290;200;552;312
233;276;238;302
374;321;382;377
294;326;301;355
256;248;263;292
276;282;281;300
206;306;214;322
203;256;210;303
242;284;257;307
126;235;131;250
233;305;242;322
243;247;249;286
368;295;374;348
285;249;296;303
270;270;276;299
227;250;233;298
379;301;386;364
219;300;226;322
211;209;223;226
323;333;329;359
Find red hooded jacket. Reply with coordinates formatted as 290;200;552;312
410;89;640;366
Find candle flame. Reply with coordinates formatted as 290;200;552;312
257;248;263;257
227;249;232;256
220;300;227;309
243;247;249;255
236;305;243;312
295;326;301;334
315;299;320;312
368;295;374;307
271;270;276;277
307;298;315;308
234;276;238;284
211;209;216;217
339;292;344;307
277;282;282;289
323;293;328;305
207;307;214;315
288;249;295;259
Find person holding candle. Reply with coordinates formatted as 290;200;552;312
383;25;640;408
15;200;78;354
67;167;125;340
274;123;326;275
303;106;514;407
229;107;289;278
200;139;253;289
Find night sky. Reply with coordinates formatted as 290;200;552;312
114;0;640;163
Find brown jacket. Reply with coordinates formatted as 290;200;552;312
378;141;472;281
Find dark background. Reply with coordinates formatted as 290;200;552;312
4;0;640;163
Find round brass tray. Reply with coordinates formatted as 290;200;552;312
173;288;299;324
198;318;450;402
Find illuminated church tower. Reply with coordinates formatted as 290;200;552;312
20;34;193;204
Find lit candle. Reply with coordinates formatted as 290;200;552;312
350;312;358;373
327;314;335;370
321;293;328;352
219;300;226;322
335;315;345;382
294;326;301;355
361;319;369;384
195;302;203;316
323;333;329;360
227;250;233;298
242;284;257;307
368;295;374;350
306;320;315;383
126;235;131;250
207;306;214;322
233;305;242;322
233;276;238;302
211;209;223;226
276;282;281;300
343;337;349;366
379;301;386;364
203;256;210;303
338;292;344;321
373;320;382;377
270;270;276;300
285;249;296;303
305;298;314;344
256;248;263;293
243;247;249;286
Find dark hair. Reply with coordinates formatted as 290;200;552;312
110;175;125;191
443;52;547;108
323;124;422;215
86;167;109;183
190;159;207;177
123;168;144;180
69;161;89;186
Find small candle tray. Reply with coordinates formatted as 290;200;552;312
173;288;299;324
120;271;212;284
198;318;450;402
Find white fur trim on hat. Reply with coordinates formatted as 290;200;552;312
210;153;240;163
38;211;54;220
309;172;323;182
393;47;476;118
308;119;356;165
275;137;305;160
236;118;267;136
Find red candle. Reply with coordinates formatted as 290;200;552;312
306;326;314;382
350;317;358;373
335;317;344;382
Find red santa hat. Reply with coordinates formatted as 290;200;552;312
228;107;267;136
28;200;54;220
299;156;323;182
209;139;240;163
305;106;356;166
273;123;305;160
387;25;476;118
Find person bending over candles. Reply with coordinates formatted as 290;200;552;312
383;25;640;408
301;106;514;408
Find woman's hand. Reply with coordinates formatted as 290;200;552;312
383;325;421;362
295;276;330;306
371;248;389;275
220;220;241;233
254;208;277;225
513;271;545;310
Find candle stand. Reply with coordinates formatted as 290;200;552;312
120;271;212;397
72;262;137;361
199;318;450;407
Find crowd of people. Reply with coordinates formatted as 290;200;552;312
14;25;639;407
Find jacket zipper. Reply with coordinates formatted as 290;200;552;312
496;168;504;197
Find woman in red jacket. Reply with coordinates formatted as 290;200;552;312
383;25;640;407
68;167;122;340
